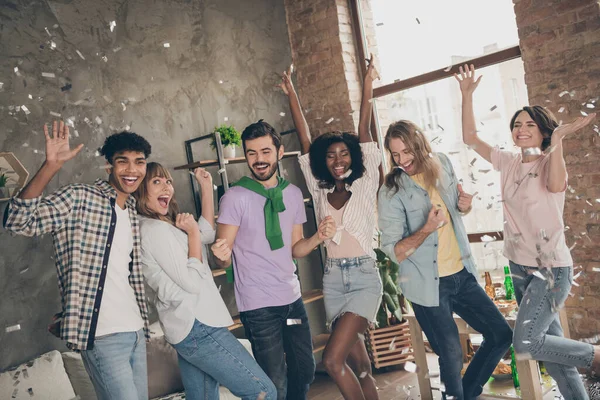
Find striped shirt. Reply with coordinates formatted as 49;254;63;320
3;179;150;350
298;141;381;259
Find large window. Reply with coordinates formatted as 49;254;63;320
357;0;527;273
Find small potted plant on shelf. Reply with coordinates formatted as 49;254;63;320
363;234;414;369
210;124;241;159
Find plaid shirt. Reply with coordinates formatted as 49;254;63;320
3;179;150;350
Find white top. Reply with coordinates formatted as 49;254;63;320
139;216;233;345
298;141;381;259
326;202;367;258
96;204;144;337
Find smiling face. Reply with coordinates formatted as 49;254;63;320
325;142;352;181
145;175;174;216
107;151;147;195
511;111;544;149
388;137;417;175
244;135;283;183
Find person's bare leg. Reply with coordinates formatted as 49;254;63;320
346;334;379;400
322;313;372;400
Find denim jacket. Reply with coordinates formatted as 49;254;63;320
377;153;477;307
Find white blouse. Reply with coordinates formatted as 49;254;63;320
140;216;233;345
298;141;381;259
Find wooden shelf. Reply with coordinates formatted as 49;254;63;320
174;151;301;170
312;333;330;353
211;269;227;277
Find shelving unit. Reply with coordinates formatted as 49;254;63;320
177;131;329;355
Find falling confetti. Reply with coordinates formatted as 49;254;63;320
21;105;30;115
219;80;223;84
75;50;86;60
389;336;397;350
325;117;334;124
112;47;122;53
49;111;61;117
95;116;102;125
478;169;490;174
101;56;108;62
376;22;384;26
523;320;531;324
558;107;565;113
109;21;116;32
559;90;569;97
217;168;226;174
415;18;421;24
223;117;229;122
586;103;595;109
481;234;496;242
490;105;497;112
163;42;170;48
50;41;56;49
469;158;477;166
404;361;418;373
533;271;546;280
14;67;21;76
42;72;56;78
279;112;286;117
286;318;302;325
581;110;588;116
359;371;368;378
5;324;21;333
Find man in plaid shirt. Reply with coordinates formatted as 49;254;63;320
4;121;152;400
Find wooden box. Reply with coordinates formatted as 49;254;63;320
364;321;414;369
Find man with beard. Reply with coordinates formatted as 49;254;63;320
4;121;152;400
212;120;335;399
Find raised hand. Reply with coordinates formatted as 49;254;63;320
551;113;597;143
193;167;212;191
44;121;84;165
278;64;295;96
317;216;336;242
365;53;380;81
423;205;448;234
211;238;232;262
454;64;482;95
457;184;473;213
176;213;198;235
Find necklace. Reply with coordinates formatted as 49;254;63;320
510;156;544;198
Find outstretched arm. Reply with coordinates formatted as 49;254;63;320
358;54;379;143
279;66;311;155
546;113;596;192
454;64;492;163
19;121;84;199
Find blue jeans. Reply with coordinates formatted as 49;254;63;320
412;268;513;400
81;329;147;400
172;319;276;400
510;262;594;400
240;297;316;400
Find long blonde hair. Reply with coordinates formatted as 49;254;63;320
134;162;180;224
383;120;441;194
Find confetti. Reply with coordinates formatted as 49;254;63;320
443;65;452;72
163;42;170;48
223;117;228;121
481;234;496;242
478;169;490;174
415;18;421;24
490;105;497;112
559;90;569;97
217;168;226;174
558;107;565;113
95;116;102;125
376;22;384;26
325;117;334;124
112;47;122;53
21;105;30;115
404;361;418;373
522;340;531;344
279;112;286;117
533;271;546;280
42;72;56;78
14;67;21;76
470;158;477;166
6;324;21;333
75;49;86;60
286;318;302;325
389;336;397;350
359;371;368;378
586;103;595;109
101;56;108;62
49;111;61;117
218;80;223;84
50;41;56;49
109;21;116;32
523;319;531;325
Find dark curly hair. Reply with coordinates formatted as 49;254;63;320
309;131;365;189
100;131;152;164
509;106;558;151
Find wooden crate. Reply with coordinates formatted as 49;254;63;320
364;321;414;369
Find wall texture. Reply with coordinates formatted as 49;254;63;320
513;0;600;340
0;0;303;370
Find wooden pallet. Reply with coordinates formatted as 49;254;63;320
364;321;414;369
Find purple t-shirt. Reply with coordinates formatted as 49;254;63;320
217;183;307;312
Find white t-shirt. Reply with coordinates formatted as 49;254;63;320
95;204;144;337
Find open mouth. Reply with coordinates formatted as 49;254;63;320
121;176;140;187
157;195;170;208
253;163;269;173
516;135;531;140
332;166;347;176
401;160;414;171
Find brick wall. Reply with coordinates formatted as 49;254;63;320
514;0;600;339
283;0;382;138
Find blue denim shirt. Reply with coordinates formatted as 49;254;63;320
377;153;477;307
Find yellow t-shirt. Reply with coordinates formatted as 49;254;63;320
411;174;464;277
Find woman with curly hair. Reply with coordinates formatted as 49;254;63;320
456;64;599;400
279;56;382;400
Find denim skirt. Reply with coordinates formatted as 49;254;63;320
323;255;383;331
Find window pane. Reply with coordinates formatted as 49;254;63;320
369;0;520;83
375;59;528;271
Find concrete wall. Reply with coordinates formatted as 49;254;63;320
0;0;329;371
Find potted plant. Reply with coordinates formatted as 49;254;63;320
210;125;241;159
0;172;8;199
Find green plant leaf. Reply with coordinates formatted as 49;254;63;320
209;125;241;149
